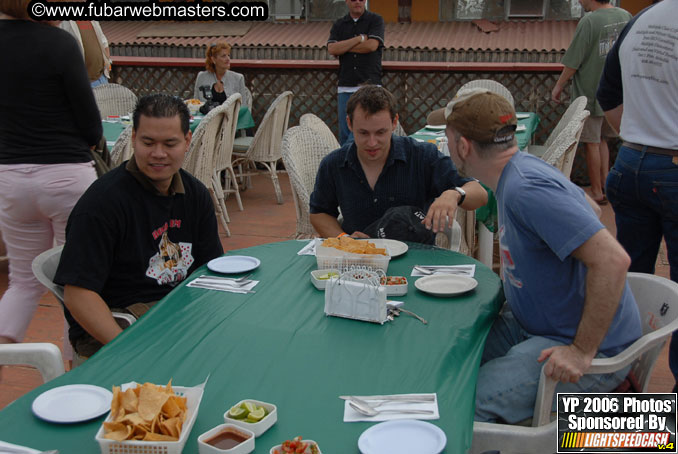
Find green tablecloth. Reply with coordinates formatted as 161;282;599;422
102;106;255;148
0;240;502;453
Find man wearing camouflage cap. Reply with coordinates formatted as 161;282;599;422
428;89;641;423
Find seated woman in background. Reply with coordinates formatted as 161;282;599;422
194;42;251;108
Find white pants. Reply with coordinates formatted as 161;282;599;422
0;163;96;350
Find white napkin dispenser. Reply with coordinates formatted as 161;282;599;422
324;276;387;324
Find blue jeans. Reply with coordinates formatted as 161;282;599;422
91;74;108;88
606;145;678;383
475;307;629;423
337;92;354;146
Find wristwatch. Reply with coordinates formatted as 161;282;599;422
453;187;466;206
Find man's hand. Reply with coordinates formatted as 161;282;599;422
551;85;564;104
537;344;596;383
350;231;369;239
422;190;459;233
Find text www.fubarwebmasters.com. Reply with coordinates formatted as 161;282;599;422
28;0;268;21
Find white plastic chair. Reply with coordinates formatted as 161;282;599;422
183;102;235;236
233;91;294;204
0;343;65;383
93;83;138;118
459;79;514;108
32;246;137;335
281;123;337;239
471;272;678;454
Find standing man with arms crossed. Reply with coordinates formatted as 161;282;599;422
597;0;678;391
427;89;640;423
327;0;384;145
552;0;631;205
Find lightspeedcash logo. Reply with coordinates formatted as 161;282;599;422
28;0;268;21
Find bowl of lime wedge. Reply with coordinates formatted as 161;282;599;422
224;399;277;437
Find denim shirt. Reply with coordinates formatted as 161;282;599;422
309;135;471;235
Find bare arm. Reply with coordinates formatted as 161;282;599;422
64;285;122;345
328;35;378;56
311;212;345;237
422;180;487;233
537;229;631;383
584;192;603;218
604;104;623;134
551;66;577;104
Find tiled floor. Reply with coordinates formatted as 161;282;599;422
0;173;674;410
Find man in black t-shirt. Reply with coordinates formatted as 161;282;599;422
55;94;224;358
328;0;384;145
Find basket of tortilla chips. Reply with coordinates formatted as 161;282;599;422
315;237;391;272
95;380;204;454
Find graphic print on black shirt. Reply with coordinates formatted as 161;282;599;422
145;221;195;285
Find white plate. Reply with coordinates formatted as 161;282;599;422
207;256;261;274
358;420;446;454
32;384;112;423
364;239;408;258
414;274;478;297
424;124;446;130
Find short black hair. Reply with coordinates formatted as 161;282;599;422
133;94;190;135
346;85;398;122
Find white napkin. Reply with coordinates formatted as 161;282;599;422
343;393;439;422
411;265;475;277
0;440;41;454
187;278;258;293
297;240;316;256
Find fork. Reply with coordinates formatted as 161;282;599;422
198;274;252;286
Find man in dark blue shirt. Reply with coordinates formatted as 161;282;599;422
327;0;384;145
309;85;487;241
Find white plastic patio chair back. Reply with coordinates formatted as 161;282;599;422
110;124;134;167
281;125;336;238
93;83;138;118
471;272;678;454
233;91;294;204
459;79;514;107
212;94;243;212
299;113;340;149
542;107;590;179
31;245;65;302
0;343;65;383
183;103;232;236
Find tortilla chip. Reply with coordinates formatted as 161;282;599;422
121;388;138;413
103;380;186;442
144;432;178;441
138;384;170;421
161;396;182;418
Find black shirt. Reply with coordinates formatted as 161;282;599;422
310;136;472;235
55;158;224;342
0;20;102;164
328;11;385;87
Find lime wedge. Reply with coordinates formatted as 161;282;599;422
247;407;266;422
241;401;257;415
227;406;247;419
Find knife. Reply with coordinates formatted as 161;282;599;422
338;394;435;402
188;282;255;293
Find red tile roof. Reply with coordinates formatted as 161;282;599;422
102;20;577;53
